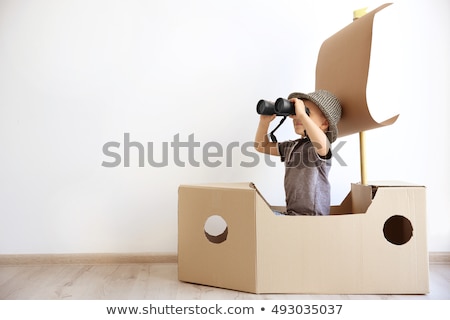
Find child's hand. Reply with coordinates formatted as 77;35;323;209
288;98;308;119
259;114;276;123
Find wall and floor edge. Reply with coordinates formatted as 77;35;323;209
0;252;448;266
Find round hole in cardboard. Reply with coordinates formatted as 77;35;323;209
204;215;228;244
383;215;413;245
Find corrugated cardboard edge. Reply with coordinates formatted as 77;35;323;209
249;182;272;208
179;182;254;190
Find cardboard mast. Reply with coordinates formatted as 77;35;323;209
354;8;368;185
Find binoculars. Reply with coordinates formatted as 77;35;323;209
257;98;310;116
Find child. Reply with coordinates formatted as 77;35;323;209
254;89;342;216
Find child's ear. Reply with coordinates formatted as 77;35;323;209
321;119;329;131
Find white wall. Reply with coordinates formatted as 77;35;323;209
0;0;449;254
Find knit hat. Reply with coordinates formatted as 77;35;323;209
288;89;342;143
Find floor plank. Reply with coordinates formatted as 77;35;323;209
0;263;449;300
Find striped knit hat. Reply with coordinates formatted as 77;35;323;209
288;89;342;143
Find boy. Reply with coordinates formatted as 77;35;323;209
254;90;342;215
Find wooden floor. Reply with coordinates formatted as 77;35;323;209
1;263;449;300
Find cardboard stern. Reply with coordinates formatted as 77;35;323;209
178;182;429;294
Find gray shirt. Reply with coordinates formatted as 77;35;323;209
278;138;332;215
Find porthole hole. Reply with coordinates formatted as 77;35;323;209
383;215;413;245
204;215;228;244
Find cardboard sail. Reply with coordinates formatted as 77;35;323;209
316;3;399;138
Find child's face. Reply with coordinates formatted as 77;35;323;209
292;100;329;136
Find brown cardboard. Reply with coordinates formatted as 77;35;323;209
178;182;429;294
178;183;258;293
315;3;399;137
